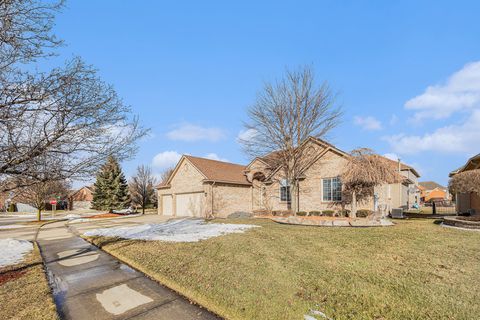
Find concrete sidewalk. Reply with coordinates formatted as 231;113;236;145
37;221;220;320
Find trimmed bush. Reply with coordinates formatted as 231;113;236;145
272;210;293;217
322;210;335;217
296;211;307;216
309;210;322;216
356;209;373;218
338;209;351;217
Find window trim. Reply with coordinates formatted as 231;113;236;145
279;179;291;203
321;177;342;202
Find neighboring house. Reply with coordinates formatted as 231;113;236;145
418;181;449;203
449;154;480;214
68;185;94;210
156;137;421;217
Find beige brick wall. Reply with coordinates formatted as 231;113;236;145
210;184;252;218
253;149;377;213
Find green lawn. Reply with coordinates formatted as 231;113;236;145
88;219;480;320
0;243;58;320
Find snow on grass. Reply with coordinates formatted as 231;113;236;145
65;214;82;220
83;219;260;242
0;224;28;230
0;239;33;267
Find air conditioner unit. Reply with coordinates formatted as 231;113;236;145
391;208;404;219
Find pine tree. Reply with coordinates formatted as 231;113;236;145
92;156;130;211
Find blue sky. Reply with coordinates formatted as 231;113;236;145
51;1;480;186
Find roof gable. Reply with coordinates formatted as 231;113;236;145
185;155;250;185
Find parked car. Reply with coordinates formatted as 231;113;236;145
112;207;136;215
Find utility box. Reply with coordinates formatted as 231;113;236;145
391;208;404;219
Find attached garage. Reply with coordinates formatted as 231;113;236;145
176;192;204;217
156;155;252;218
161;194;173;215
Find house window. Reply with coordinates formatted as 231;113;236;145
280;179;291;202
322;177;342;202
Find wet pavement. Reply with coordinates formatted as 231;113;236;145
37;221;220;320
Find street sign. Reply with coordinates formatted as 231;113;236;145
50;200;57;205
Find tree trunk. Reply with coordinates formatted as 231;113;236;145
37;209;42;221
142;205;145;215
291;181;299;214
350;191;357;218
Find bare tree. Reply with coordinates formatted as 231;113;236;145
341;148;402;218
449;169;480;195
160;166;175;184
129;165;157;214
0;1;147;192
0;0;64;71
18;179;70;221
0;58;147;191
240;65;342;213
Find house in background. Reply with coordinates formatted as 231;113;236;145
68;185;94;210
418;181;449;203
450;154;480;214
157;137;421;218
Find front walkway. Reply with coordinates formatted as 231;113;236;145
37;220;219;320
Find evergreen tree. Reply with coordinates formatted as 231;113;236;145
92;156;130;211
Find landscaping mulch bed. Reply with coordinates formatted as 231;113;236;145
88;213;122;219
0;269;27;285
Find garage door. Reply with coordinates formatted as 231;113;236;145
176;192;204;217
162;195;173;215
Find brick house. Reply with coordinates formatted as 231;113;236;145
68;185;94;210
418;181;449;203
157;137;420;217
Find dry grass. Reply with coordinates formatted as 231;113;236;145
87;219;480;320
0;243;58;320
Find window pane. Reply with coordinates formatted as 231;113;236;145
280;186;291;202
332;177;342;201
323;179;332;201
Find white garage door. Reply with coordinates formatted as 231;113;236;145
176;192;204;217
162;195;173;216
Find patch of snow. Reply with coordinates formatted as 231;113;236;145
0;224;28;229
65;214;82;220
68;218;92;224
0;238;33;267
83;219;259;242
305;308;333;320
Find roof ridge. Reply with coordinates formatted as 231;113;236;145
184;155;245;167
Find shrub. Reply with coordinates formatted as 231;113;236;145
296;211;307;216
309;210;322;216
356;209;373;218
8;203;16;212
273;210;292;217
322;210;335;217
338;209;350;217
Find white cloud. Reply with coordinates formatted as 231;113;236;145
405;61;480;121
236;128;258;143
204;153;229;162
389;114;399;126
166;123;225;142
354;116;382;131
152;151;182;169
384;110;480;155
